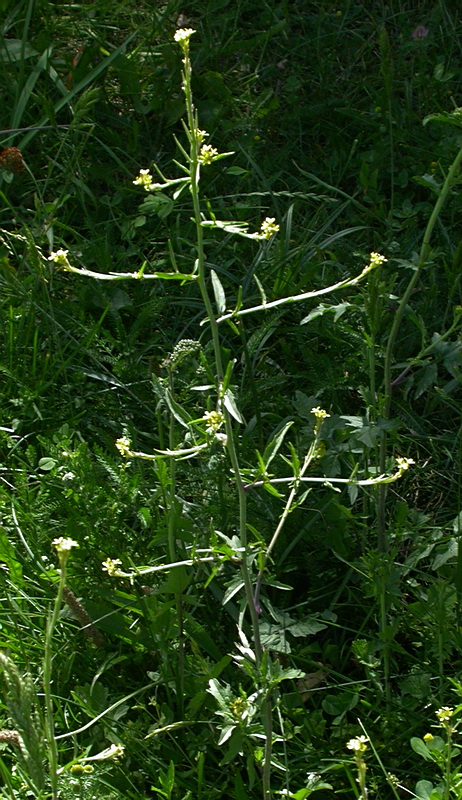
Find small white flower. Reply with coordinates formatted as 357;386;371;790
311;406;330;421
48;249;71;269
102;558;126;577
346;735;368;752
369;252;387;268
52;537;78;554
396;456;415;472
61;471;75;482
436;707;454;722
174;28;196;45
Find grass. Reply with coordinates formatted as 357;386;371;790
1;1;462;799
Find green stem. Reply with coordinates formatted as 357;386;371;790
262;695;273;800
181;38;267;795
444;727;452;800
167;384;185;715
181;41;262;663
43;566;67;800
254;433;321;613
378;141;462;552
375;139;462;707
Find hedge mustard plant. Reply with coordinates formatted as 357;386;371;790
49;28;412;800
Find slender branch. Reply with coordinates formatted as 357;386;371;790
58;264;198;281
244;470;406;491
215;264;376;323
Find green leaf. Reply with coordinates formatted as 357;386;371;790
300;302;351;325
259;622;291;653
263;421;294;468
424;111;462;128
218;723;237;745
211;269;226;314
288;620;327;637
273;667;305;681
410;738;433;761
165;389;193;428
222;575;245;605
414;780;436;800
223;389;244;423
139;193;174;220
432;538;457;570
254;273;267;306
294;391;319;420
38;457;57;471
322;691;358;717
226;166;249;176
158;565;191;594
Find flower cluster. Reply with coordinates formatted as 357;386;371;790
0;146;24;174
412;25;429;40
311;407;330;421
436;706;454;723
203;410;225;433
133;169;155;190
199;144;219;165
369;252;387;268
196;129;209;144
115;436;133;458
346;735;368;753
48;249;72;270
52;537;78;568
396;456;415;474
174;28;196;47
52;537;78;555
102;558;127;577
258;217;279;240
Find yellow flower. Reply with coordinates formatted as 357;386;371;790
258;217;279;240
102;558;126;577
369;252;387;268
203;410;225;433
396;456;415;472
115;436;133;458
133;169;154;190
196;129;209;144
436;707;454;722
199;144;219;165
423;733;434;742
311;407;330;421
